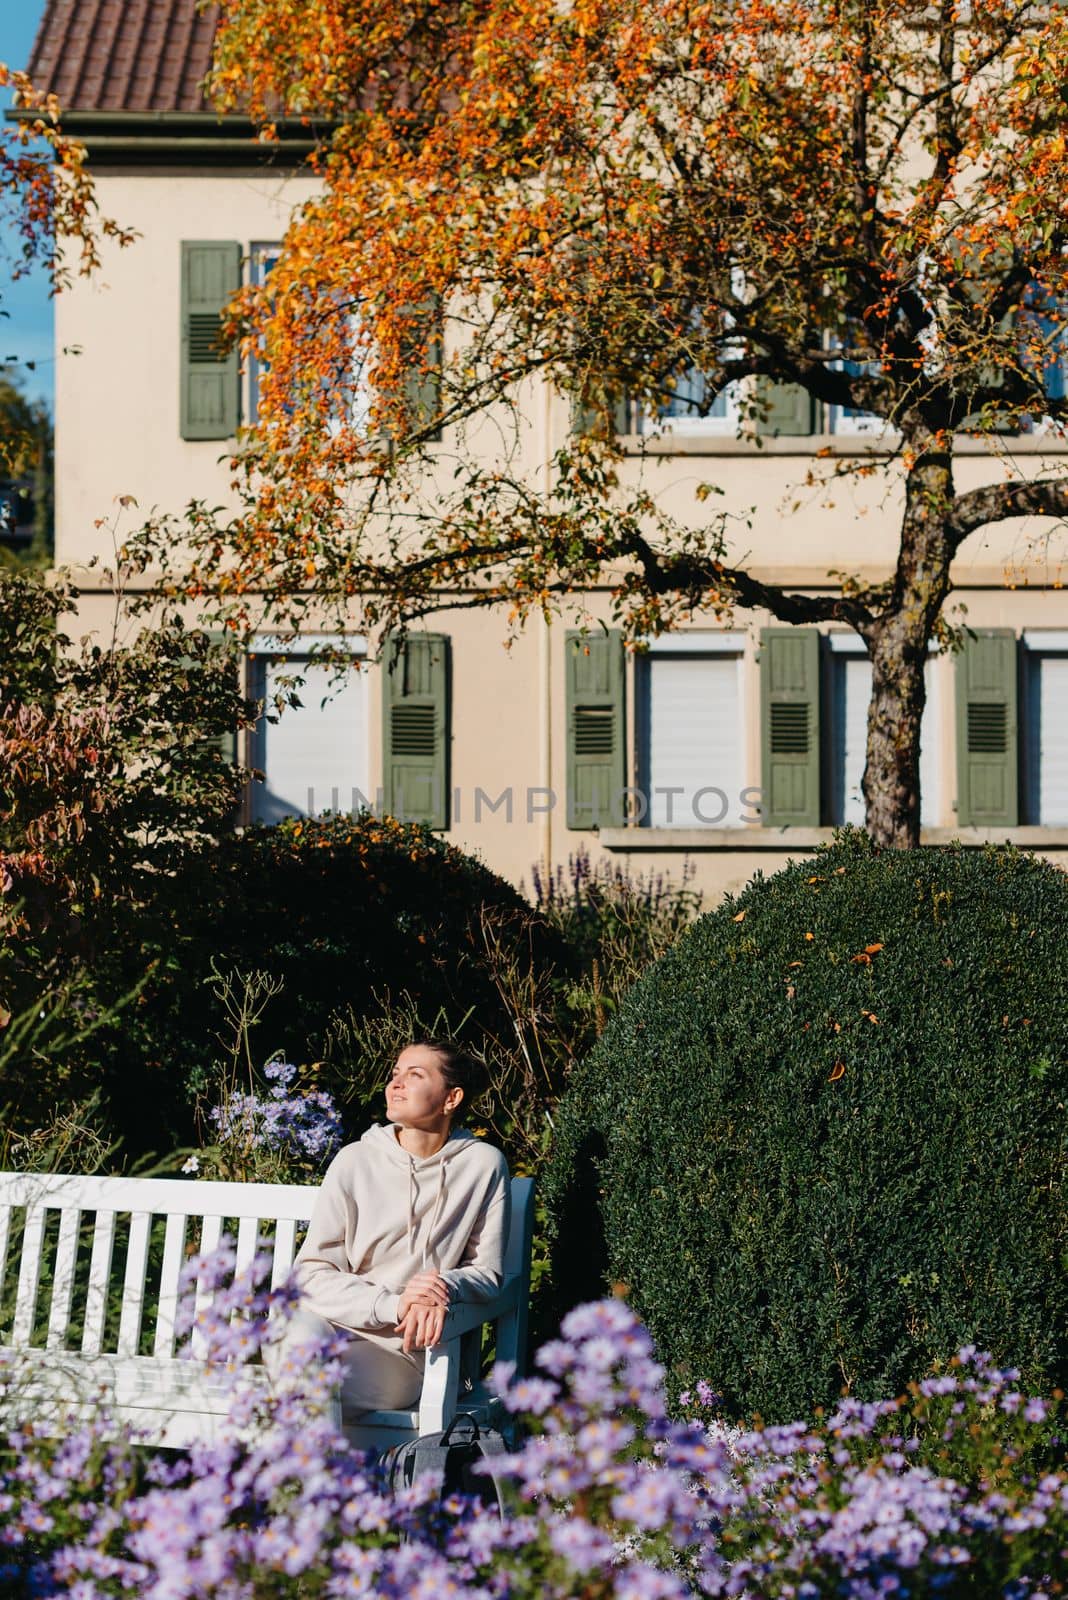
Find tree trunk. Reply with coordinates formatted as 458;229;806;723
862;441;955;849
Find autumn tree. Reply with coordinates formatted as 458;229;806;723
203;0;1068;847
0;65;132;470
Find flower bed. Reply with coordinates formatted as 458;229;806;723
2;1248;1065;1598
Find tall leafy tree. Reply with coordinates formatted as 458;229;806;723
204;0;1068;846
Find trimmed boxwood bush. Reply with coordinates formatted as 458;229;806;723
544;832;1068;1422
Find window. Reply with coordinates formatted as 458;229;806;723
825;340;884;437
825;640;941;825
1019;286;1068;434
639;305;744;437
1022;632;1068;824
248;241;282;419
639;367;742;437
826;366;884;436
249;637;370;823
636;636;746;826
248;242;381;435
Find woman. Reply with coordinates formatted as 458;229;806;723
274;1039;511;1425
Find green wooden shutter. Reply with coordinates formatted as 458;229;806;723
566;629;625;828
955;629;1018;826
755;378;815;436
181;241;241;441
401;297;443;440
760;628;821;825
383;632;450;828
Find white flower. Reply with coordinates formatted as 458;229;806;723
181;1154;201;1175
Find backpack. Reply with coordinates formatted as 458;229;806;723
379;1412;509;1512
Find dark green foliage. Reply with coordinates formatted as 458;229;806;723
544;831;1068;1422
92;813;568;1157
0;568;255;1138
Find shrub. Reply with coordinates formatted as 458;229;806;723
91;813;570;1161
0;565;255;1140
544;831;1068;1421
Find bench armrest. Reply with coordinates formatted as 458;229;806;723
415;1275;523;1433
433;1277;522;1342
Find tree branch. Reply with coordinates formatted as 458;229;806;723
617;527;876;632
947;476;1068;551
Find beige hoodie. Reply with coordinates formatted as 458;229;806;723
294;1122;511;1353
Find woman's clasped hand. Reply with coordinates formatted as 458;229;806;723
397;1268;451;1352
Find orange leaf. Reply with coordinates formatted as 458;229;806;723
804;931;814;942
828;1062;846;1082
864;943;884;955
851;952;871;965
732;910;746;922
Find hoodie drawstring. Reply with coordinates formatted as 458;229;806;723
407;1153;451;1269
407;1159;417;1255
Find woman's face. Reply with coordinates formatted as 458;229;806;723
385;1045;462;1129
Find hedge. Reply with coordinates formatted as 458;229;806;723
544;832;1068;1421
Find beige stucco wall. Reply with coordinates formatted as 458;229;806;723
54;167;318;567
55;165;1068;905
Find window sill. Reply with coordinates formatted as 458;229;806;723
597;826;1068;851
619;432;1068;459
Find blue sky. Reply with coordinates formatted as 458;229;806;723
2;0;55;411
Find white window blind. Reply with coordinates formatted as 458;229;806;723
829;654;940;825
638;651;743;827
1023;650;1068;824
251;654;370;824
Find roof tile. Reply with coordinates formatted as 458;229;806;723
26;0;218;115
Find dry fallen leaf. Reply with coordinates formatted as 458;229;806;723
828;1062;846;1082
804;931;815;942
732;910;747;922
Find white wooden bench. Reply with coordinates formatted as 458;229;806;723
0;1170;534;1452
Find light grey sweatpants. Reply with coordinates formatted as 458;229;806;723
265;1308;424;1429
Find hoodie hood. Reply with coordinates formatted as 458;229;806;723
360;1121;483;1169
358;1122;485;1265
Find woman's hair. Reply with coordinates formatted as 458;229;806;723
410;1037;489;1115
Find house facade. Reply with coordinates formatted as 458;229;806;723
21;0;1068;902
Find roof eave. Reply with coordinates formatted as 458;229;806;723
4;108;329;166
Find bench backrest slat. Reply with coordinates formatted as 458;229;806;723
235;1215;259;1277
271;1218;298;1287
153;1211;189;1360
81;1209;117;1358
189;1212;224;1360
12;1205;46;1346
45;1207;82;1351
116;1211;152;1358
505;1178;534;1278
0;1204;10;1313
